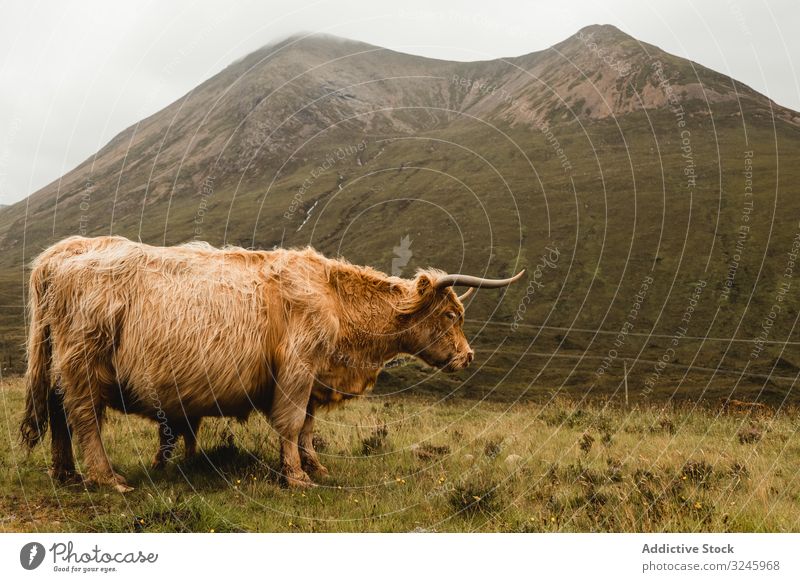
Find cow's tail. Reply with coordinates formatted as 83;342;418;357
20;261;52;449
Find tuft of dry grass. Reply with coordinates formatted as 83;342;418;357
579;432;595;454
449;473;499;517
414;443;451;461
360;423;388;456
737;425;763;445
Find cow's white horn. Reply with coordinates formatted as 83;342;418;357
436;270;525;290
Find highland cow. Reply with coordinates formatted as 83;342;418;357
20;236;523;491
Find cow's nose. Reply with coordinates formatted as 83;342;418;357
466;350;474;364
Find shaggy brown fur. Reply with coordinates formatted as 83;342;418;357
21;236;486;491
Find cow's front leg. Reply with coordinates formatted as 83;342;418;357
299;399;328;477
272;359;315;488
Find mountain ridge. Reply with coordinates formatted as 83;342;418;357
3;24;797;236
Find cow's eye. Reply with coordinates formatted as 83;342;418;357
445;311;457;320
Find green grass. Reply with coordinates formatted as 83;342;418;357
2;376;798;532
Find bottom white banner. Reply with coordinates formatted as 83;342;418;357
2;533;797;581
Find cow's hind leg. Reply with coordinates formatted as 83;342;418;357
299;400;328;477
61;368;132;493
48;387;80;484
151;419;178;469
152;417;201;468
182;417;201;460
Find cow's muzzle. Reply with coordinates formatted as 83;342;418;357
441;349;474;373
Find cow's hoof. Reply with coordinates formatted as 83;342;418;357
87;472;134;493
304;462;329;477
111;473;134;493
114;482;135;493
284;470;315;488
49;468;83;485
150;458;166;471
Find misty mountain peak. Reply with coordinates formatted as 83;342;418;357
1;24;797;253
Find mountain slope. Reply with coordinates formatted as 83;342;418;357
1;25;799;404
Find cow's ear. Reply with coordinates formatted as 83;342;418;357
415;273;434;295
397;273;435;315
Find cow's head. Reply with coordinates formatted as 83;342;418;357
397;269;525;373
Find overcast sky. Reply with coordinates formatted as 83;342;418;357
0;0;797;206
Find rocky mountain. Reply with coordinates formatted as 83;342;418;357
1;25;799;403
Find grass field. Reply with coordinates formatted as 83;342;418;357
1;375;798;532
